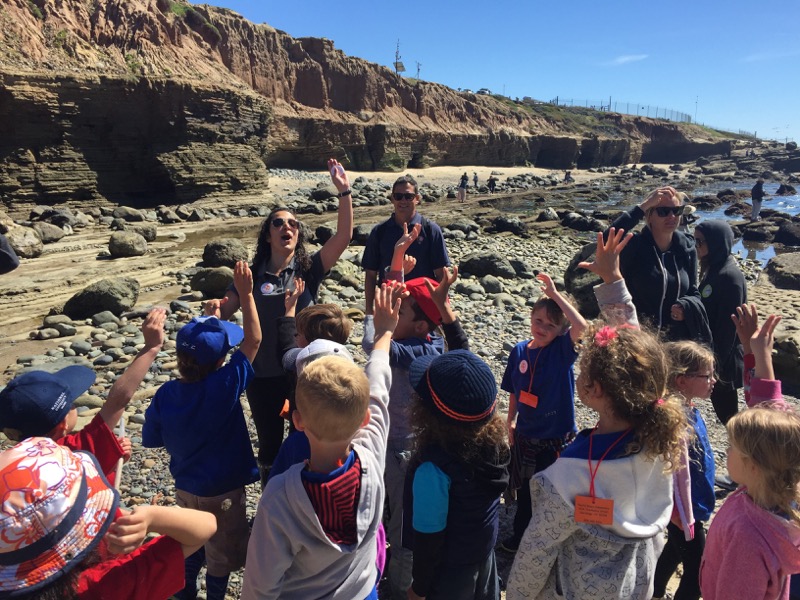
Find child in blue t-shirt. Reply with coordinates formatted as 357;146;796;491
500;272;587;552
143;261;261;600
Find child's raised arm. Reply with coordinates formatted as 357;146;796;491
234;261;262;363
537;272;587;343
283;278;305;318
425;266;458;326
732;303;759;356
372;283;400;353
389;222;421;278
751;312;782;382
100;307;166;430
105;505;217;558
579;229;639;327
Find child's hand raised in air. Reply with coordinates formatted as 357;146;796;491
536;272;559;300
373;283;401;349
233;261;254;298
426;266;457;310
141;307;166;350
284;278;305;317
751;312;782;382
578;228;633;284
402;254;417;275
731;303;759;355
395;222;421;253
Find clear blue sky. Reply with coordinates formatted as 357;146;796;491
208;0;799;142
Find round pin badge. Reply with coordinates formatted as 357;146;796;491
519;360;529;374
701;284;712;299
260;282;275;295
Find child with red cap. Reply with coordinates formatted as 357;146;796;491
361;223;468;599
142;261;260;600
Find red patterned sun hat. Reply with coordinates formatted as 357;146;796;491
0;437;119;598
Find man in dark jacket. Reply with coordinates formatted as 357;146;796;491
750;179;766;221
694;220;747;424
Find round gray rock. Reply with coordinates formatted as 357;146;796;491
109;231;148;257
202;239;249;268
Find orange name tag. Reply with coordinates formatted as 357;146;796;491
574;495;614;525
519;390;539;408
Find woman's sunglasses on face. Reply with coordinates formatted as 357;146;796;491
392;192;417;201
653;206;686;218
271;217;299;229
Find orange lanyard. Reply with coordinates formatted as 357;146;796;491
525;343;543;394
587;428;632;499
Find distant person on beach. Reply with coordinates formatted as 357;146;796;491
458;172;469;202
751;178;766;221
564;170;574;183
204;159;353;484
607;186;709;342
473;171;479;188
487;175;497;193
0;231;19;274
362;174;450;315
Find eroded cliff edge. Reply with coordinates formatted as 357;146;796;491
0;0;732;206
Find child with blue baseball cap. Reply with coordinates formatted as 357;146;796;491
0;308;167;486
143;261;261;600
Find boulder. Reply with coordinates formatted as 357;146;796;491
765;253;800;290
492;216;526;236
128;223;158;242
786;141;798;151
536;208;559;222
480;275;504;293
353;224;373;245
315;224;335;244
459;252;516;279
63;278;140;319
202;239;249;268
190;267;234;298
774;222;800;247
776;184;797;196
112;206;146;222
32;222;67;244
109;231;147;257
561;212;605;232
6;225;43;258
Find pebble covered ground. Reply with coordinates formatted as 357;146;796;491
1;168;797;599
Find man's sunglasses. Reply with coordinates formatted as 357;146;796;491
652;206;686;217
392;192;417;201
271;217;299;229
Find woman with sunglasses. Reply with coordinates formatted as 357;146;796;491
693;220;747;424
606;186;709;342
206;158;353;482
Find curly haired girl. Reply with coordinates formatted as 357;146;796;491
507;323;687;600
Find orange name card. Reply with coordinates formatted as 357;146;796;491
518;390;539;408
574;495;614;525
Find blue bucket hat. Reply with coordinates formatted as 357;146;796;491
0;366;96;438
176;316;244;365
409;350;498;423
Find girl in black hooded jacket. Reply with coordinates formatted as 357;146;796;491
693;220;747;424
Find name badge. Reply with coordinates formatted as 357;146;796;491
518;390;539;408
574;495;614;525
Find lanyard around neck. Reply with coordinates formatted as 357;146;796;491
587;428;632;499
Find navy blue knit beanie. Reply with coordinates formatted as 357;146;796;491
409;350;498;423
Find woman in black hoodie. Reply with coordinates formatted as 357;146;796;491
608;187;708;342
693;220;747;424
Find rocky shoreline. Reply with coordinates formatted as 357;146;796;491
1;150;799;598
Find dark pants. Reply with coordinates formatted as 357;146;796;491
653;521;706;600
426;551;499;600
710;378;739;425
511;445;559;544
247;375;291;466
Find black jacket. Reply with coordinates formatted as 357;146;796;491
0;233;19;275
695;220;747;386
610;206;701;340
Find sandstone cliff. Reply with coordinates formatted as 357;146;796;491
0;0;732;207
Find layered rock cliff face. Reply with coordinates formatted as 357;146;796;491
0;0;732;207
